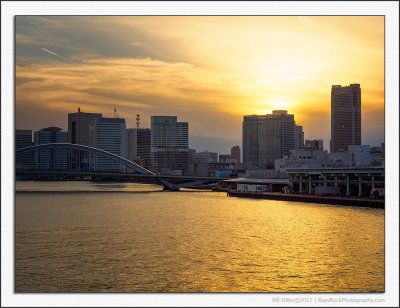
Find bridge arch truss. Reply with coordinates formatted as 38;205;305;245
16;143;228;190
16;143;154;175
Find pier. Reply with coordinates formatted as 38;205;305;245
226;191;384;209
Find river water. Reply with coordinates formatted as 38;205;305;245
15;181;384;292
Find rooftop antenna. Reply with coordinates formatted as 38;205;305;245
114;107;119;118
136;114;140;129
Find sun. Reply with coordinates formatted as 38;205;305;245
260;100;291;115
271;101;289;111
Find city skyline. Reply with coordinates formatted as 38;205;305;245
16;16;384;153
5;1;399;305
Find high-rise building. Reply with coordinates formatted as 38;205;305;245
194;151;218;163
68;108;102;146
294;125;304;149
68;108;103;170
16;129;33;169
304;139;324;151
243;110;295;168
330;84;361;152
151;116;188;175
89;118;126;170
126;128;137;161
126;128;151;170
136;128;151;170
231;145;241;163
33;127;68;170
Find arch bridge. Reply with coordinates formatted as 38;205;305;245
16;143;227;190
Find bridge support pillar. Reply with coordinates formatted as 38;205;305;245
158;178;180;191
358;176;363;197
299;176;303;193
163;186;180;191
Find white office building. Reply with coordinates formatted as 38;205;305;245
151;116;189;174
348;145;373;167
89;118;126;170
275;145;376;176
275;148;350;176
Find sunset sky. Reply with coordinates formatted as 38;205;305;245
15;16;384;153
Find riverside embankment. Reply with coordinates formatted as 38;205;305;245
226;191;384;208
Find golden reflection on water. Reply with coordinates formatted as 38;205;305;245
15;183;384;292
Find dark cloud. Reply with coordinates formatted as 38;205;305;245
15;77;45;86
15;16;195;66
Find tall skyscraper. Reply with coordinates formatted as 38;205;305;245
33;127;68;170
89;118;126;170
294;125;304;149
231;145;241;163
68;108;102;146
151;116;189;175
126;128;151;169
330;84;361;152
243;110;295;168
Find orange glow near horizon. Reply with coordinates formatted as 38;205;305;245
15;16;384;149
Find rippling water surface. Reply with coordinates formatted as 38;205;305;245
15;181;384;292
